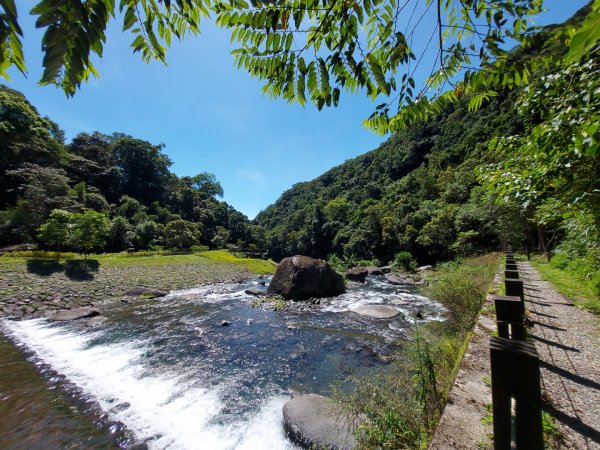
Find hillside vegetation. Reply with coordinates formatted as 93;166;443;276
257;91;521;264
0;86;266;254
256;6;599;302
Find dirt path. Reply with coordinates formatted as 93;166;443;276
520;262;600;449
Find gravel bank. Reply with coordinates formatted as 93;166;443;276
0;258;255;321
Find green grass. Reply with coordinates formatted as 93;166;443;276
542;411;564;448
0;249;277;275
530;255;600;315
197;250;276;274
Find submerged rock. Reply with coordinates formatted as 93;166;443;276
286;321;300;330
86;315;108;327
282;394;358;450
245;288;264;296
344;267;369;283
124;287;168;298
267;256;345;300
50;307;101;321
352;305;401;319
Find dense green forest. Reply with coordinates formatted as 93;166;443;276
257;92;523;264
256;7;599;295
1;6;598;298
0;85;266;253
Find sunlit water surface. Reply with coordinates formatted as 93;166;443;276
1;275;444;449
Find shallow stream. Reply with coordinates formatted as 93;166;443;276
1;275;444;449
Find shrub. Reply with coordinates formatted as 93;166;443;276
392;251;417;272
425;254;498;333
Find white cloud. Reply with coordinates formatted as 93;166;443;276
237;167;267;187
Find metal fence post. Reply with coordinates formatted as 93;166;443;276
490;337;543;450
505;278;525;315
493;295;526;340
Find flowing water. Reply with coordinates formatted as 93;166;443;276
0;275;444;449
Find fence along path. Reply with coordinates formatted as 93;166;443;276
519;261;600;449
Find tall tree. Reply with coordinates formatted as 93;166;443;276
112;135;172;204
70;210;110;257
37;209;73;257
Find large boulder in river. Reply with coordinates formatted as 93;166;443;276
283;394;358;450
345;267;369;283
267;256;345;300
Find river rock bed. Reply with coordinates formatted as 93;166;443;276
0;260;255;321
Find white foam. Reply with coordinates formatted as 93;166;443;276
3;319;296;450
165;284;263;305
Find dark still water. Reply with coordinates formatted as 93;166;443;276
1;275;443;449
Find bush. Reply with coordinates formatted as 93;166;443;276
425;254;498;333
392;251;417;272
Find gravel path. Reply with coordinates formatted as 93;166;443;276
520;261;600;449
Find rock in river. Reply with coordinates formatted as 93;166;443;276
344;267;369;283
385;273;410;285
267;256;345;300
365;265;383;276
380;265;392;273
50;307;101;321
282;394;358;450
245;288;264;296
352;305;401;319
86;315;108;327
124;287;169;298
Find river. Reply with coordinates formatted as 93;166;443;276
0;275;443;449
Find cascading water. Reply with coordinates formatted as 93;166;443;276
2;275;444;449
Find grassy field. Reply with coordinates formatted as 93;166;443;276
530;255;599;316
0;250;277;275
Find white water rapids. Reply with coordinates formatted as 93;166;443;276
2;275;444;449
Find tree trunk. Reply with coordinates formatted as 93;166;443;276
538;226;550;262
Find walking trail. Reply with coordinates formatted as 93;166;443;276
520;261;600;449
430;261;600;449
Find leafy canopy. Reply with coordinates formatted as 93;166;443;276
2;0;599;132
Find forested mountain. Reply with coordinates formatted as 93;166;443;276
256;6;599;270
0;85;265;252
256;92;524;264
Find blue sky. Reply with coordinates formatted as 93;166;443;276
4;1;585;218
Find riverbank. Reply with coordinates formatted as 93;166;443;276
1;253;442;449
334;254;500;449
0;251;277;450
0;250;276;320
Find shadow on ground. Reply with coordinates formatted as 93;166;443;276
26;259;100;281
